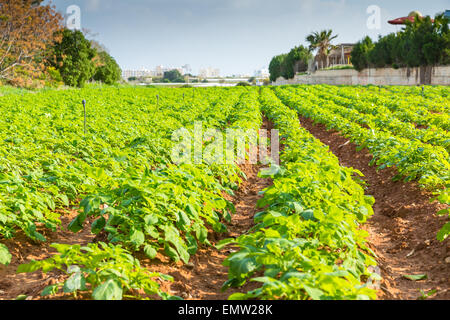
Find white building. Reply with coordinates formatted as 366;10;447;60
122;68;154;79
123;65;191;80
154;65;166;77
181;64;192;75
199;67;220;78
254;68;270;78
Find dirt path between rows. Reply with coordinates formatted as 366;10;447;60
299;116;450;300
145;120;273;300
0;211;96;300
146;163;272;300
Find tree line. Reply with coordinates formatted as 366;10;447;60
269;29;338;82
0;0;121;88
351;13;449;71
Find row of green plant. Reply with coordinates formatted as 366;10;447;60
275;86;450;191
274;86;449;241
327;85;450;131
0;87;219;246
1;86;270;299
66;89;262;265
371;85;449;101
303;85;450;152
219;87;378;300
0;87;246;257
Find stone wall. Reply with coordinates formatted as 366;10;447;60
272;66;450;86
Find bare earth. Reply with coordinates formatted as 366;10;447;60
299;115;450;300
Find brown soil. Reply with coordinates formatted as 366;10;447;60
0;211;96;300
142;163;272;300
299;116;450;300
140;119;274;300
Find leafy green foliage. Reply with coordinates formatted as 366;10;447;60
269;54;287;82
17;242;177;300
93;51;122;85
353;13;450;70
0;86;255;267
269;46;312;81
163;69;185;83
47;29;96;87
435;191;450;242
0;243;11;265
275;85;450;191
220;88;378;300
1;84;448;301
351;36;374;71
274;84;449;248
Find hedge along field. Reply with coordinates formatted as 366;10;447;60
0;84;448;300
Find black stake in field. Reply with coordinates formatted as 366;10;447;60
82;99;87;136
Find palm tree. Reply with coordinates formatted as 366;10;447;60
306;29;338;69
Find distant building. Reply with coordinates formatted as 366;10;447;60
122;69;154;79
313;43;355;70
254;68;270;78
181;64;192;75
154;65;165;77
328;43;355;66
199;67;220;78
445;10;450;20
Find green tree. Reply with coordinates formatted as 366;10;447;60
93;51;122;85
269;54;287;82
47;29;96;87
351;36;374;71
368;33;399;68
306;29;338;68
402;13;449;66
163;69;184;83
283;45;312;78
355;13;449;71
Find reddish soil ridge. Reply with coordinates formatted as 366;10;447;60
299;115;450;300
146;163;272;300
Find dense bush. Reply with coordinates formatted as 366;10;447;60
269;46;311;81
269;54;287;82
47;29;96;88
351;36;374;71
93;51;122;85
163;69;185;83
352;13;449;71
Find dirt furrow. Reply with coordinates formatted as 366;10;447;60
146;163;272;300
146;120;273;300
0;211;96;300
299;115;450;300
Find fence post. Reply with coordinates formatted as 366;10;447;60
82;100;87;136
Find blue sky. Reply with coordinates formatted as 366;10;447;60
47;0;449;76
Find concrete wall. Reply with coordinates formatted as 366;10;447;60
273;66;450;86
